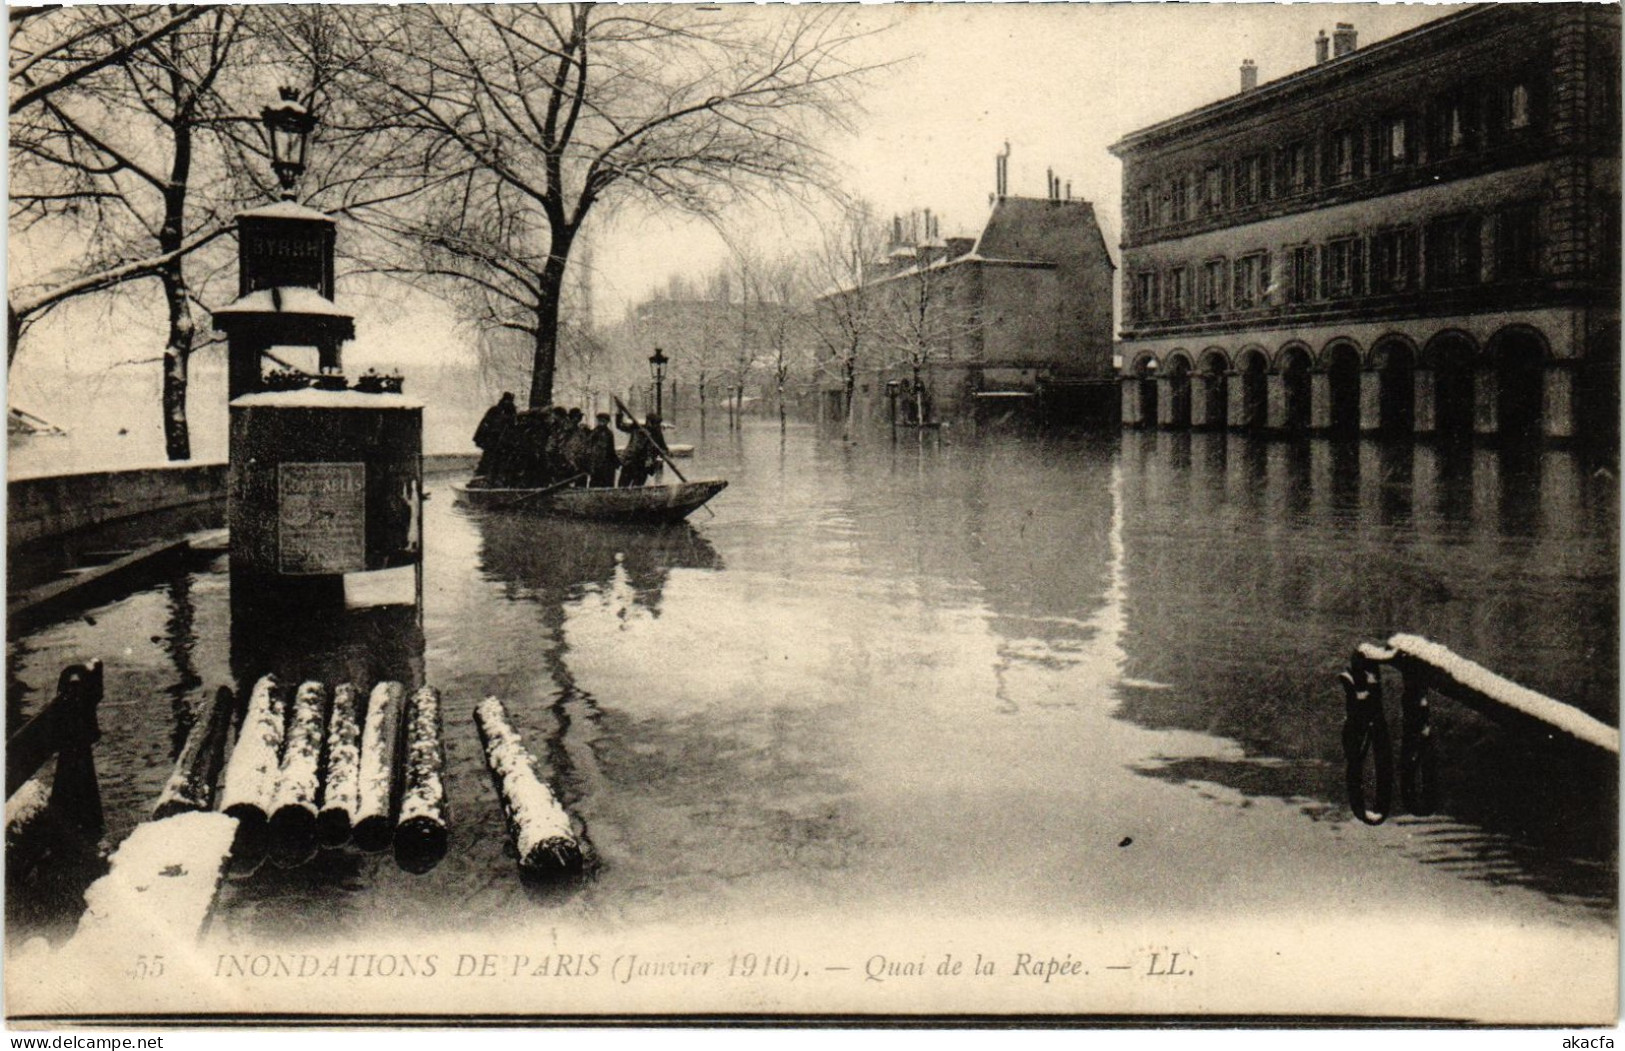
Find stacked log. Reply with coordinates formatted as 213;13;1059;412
153;687;235;820
268;682;331;868
216;675;287;874
473;697;582;878
352;681;406;852
393;686;447;874
316;683;365;848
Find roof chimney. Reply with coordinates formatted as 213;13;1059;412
1240;59;1258;93
1315;29;1330;64
1333;22;1356;58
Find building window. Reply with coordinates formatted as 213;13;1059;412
1165;265;1190;318
1288;244;1316;303
1283;141;1311;195
1324;236;1363;298
1509;83;1531;129
1201;258;1226;312
1232;154;1264;208
1137;186;1156;231
1203;166;1225;215
1425;215;1481;288
1328;128;1358;184
1431;90;1477;156
1495;203;1539;279
1378;114;1411;169
1168;174;1190;223
1232;252;1268;309
1370;228;1416;293
1134;270;1160;320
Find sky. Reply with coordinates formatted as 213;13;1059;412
585;2;1449;324
8;2;1456;413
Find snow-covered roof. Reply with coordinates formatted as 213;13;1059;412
237;200;335;223
231;389;423;410
213;286;352;320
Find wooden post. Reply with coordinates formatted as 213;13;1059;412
217;675;287;874
317;683;365;848
1398;669;1437;815
6;662;106;836
474;697;583;878
394;686;447;874
353;681;406;852
1339;648;1393;825
153;686;235;820
269;681;331;868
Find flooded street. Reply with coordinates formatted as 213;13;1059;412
7;422;1617;1019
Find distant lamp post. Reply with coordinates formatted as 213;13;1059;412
262;86;315;200
648;346;669;417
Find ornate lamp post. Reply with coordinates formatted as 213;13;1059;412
261;86;315;201
648;346;669;417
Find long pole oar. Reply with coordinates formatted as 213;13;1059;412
612;395;688;483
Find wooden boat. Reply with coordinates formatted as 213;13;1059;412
453;479;727;523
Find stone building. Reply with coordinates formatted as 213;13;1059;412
815;186;1117;426
1109;5;1620;446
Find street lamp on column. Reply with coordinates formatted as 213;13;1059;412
261;86;315;201
649;346;669;417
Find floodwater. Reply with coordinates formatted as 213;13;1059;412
6;421;1618;1019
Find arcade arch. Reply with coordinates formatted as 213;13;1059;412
1422;330;1477;443
1235;347;1268;431
1275;343;1313;433
1165;351;1194;428
1320;339;1362;436
1370;335;1417;436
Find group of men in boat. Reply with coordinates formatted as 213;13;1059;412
471;391;669;490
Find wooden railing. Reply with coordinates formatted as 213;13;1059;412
1339;635;1617;825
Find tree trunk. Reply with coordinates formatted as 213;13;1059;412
528;228;575;409
842;354;856;440
160;79;194;461
7;301;20;370
161;268;194;461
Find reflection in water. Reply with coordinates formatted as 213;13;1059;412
1115;434;1616;908
469;512;723;871
4;423;1615;943
162;571;203;760
228;583;425;701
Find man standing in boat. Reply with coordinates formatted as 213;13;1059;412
472;391;516;480
616;410;669;487
584;412;619;488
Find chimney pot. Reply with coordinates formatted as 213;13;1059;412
1333;22;1356;57
1240;58;1258;93
1315;29;1330;64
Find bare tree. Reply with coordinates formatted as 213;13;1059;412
335;4;876;409
870;253;982;426
738;249;810;429
9;6;259;459
807;198;887;438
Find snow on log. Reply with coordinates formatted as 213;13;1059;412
473;696;582;878
1387;634;1620;755
5;779;51;858
393;686;447;875
216;675;287;872
268;681;331;868
352;681;406;852
68;811;237;952
153;686;234;820
317;683;365;848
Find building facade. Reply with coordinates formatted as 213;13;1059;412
1109;5;1620;446
815;190;1117;426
